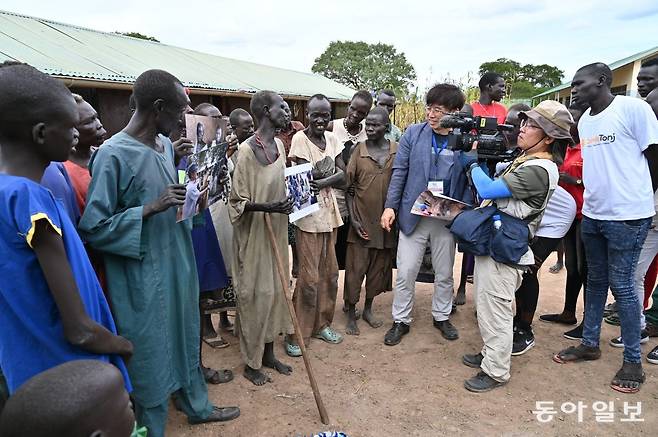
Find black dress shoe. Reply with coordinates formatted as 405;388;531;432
384;322;410;346
464;371;506;393
188;406;241;424
433;319;459;340
462;353;483;368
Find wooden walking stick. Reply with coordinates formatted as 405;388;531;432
264;213;330;425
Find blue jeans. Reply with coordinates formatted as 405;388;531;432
581;217;651;363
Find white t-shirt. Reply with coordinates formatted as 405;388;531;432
579;96;658;220
536;186;577;238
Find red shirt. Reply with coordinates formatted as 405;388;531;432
63;160;91;214
559;144;584;219
471;101;508;124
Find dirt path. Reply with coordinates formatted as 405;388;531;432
166;253;656;436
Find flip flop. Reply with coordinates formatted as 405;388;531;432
313;326;343;344
203;337;230;349
553;345;601;364
610;365;645;394
203;367;234;384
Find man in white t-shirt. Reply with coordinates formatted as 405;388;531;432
554;63;658;394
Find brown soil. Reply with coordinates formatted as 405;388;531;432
166;253;656;436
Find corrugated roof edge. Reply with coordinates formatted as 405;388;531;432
0;8;355;101
532;45;658;99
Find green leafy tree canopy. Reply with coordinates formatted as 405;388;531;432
116;31;160;42
478;58;564;98
312;41;416;94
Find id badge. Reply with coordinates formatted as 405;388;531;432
428;181;443;196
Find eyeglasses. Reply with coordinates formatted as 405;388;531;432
426;106;452;117
520;119;542;130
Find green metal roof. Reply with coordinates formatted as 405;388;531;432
0;9;355;101
532;45;658;99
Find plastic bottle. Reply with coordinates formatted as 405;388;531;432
493;214;502;230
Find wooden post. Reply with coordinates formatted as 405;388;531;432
264;213;330;425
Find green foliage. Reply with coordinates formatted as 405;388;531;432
478;58;563;98
312;41;416;95
117;32;160;42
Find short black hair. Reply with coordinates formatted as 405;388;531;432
479;72;504;90
508;103;531;113
133;69;185;111
0;360;127;437
352;90;373;107
425;83;465;111
229;108;252;126
577;62;613;87
367;106;390;123
308;93;331;106
250;90;280;121
378;89;396;98
193;102;221;116
0;62;74;140
641;57;658;68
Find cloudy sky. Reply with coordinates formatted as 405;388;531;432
3;0;658;89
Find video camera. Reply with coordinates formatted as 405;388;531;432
440;113;520;162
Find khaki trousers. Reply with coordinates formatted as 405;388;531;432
474;256;524;383
344;243;393;305
293;229;339;341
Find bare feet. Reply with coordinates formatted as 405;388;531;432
362;308;383;329
454;288;466;306
263;357;293;375
343;303;361;319
243;366;272;386
346;317;360;335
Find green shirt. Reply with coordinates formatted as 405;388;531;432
79;133;201;408
502;165;549;210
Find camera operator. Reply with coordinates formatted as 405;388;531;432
460;100;573;392
380;84;474;346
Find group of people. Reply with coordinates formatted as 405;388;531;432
0;56;658;436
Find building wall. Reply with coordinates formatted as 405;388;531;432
68;85;348;136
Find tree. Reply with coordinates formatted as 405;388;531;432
116;32;160;42
312;41;416;94
478;58;564;98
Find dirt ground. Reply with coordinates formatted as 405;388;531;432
166;253;657;437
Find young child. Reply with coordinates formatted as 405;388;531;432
0;360;140;437
0;62;132;395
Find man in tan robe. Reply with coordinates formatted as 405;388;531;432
229;91;294;386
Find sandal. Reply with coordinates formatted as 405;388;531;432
610;363;645;394
285;341;302;357
202;367;234;384
604;313;620;326
313;326;343;344
203;336;230;349
553;345;601;364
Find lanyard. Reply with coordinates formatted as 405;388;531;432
432;134;448;164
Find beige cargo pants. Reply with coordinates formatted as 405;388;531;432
474;255;524;382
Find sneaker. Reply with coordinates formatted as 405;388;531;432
433;319;459;340
563;324;583;340
609;330;650;348
384;322;410;346
647;346;658;365
462;352;484;368
512;329;535;356
645;323;658;338
464;371;506;393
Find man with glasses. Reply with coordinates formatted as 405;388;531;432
380;83;475;345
